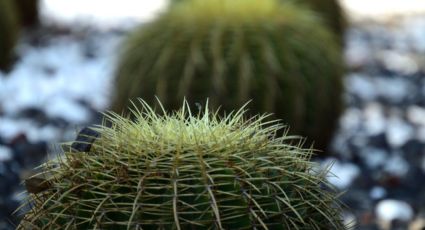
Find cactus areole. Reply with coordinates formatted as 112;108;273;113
18;99;346;229
113;0;344;152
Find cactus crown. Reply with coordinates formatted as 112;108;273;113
19;99;346;229
169;0;299;24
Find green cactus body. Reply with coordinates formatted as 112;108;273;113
113;0;344;151
18;99;346;229
292;0;346;44
0;0;19;72
169;0;346;44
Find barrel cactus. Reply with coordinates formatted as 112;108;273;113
18;99;346;229
292;0;346;44
0;0;19;72
113;0;344;151
169;0;346;44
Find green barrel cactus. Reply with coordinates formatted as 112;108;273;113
169;0;346;44
0;0;19;72
113;0;344;151
292;0;346;44
18;99;346;229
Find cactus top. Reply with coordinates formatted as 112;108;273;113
164;0;320;26
18;100;347;229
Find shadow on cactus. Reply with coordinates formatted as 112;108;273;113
18;99;347;229
113;0;344;152
0;0;19;72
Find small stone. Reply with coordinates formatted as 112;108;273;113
359;147;388;169
422;156;425;173
13;141;47;167
18;107;50;124
407;106;425;126
0;146;12;162
376;199;414;223
368;133;390;150
9;133;28;146
71;127;100;153
379;50;419;75
359;211;376;227
370;186;387;200
383;153;409;177
386;116;414;148
339;108;362;132
322;158;360;190
346;74;377;101
375;77;413;105
416;126;425;142
363;103;386;136
45;97;91;123
409;217;425;230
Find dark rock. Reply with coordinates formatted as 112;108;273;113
379;174;402;188
402;139;425;167
48;117;69;128
350;166;377;189
368;133;390;150
18;107;50;124
83;39;98;59
340;189;373;211
71;127;100;153
390;219;410;230
357;211;380;230
0;199;20;227
0;163;20;196
13;141;47;168
41;66;57;76
375;65;398;78
8;134;28;147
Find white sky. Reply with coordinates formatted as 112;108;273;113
40;0;425;26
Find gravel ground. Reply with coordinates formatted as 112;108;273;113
1;6;425;230
327;15;425;230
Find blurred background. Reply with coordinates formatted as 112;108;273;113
1;0;425;229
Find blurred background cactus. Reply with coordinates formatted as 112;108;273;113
113;0;344;152
13;0;40;28
292;0;346;44
18;100;346;229
0;0;19;72
169;0;346;44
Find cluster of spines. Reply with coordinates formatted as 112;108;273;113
18;100;346;229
